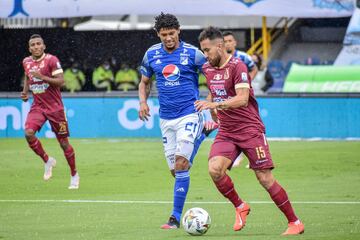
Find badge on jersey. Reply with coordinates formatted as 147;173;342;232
180;56;188;65
241;72;248;81
162;64;180;81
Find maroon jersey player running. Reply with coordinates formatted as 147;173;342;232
21;34;79;189
195;27;304;235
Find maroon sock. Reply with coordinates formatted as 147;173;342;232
214;174;243;208
267;181;298;223
27;137;48;163
64;145;77;176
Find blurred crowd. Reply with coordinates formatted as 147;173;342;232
62;57;139;93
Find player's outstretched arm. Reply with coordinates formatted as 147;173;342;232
194;99;217;112
195;87;249;111
217;87;249;109
138;75;152;121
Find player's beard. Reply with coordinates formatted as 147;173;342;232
209;55;221;67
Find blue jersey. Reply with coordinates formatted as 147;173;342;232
234;50;255;71
140;41;206;120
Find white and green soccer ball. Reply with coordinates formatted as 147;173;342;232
182;207;211;236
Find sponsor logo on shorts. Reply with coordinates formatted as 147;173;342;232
255;159;268;165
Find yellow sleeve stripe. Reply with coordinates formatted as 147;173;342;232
52;69;63;76
235;83;250;89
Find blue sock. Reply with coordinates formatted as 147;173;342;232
172;170;190;222
189;133;206;163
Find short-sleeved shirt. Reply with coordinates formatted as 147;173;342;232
234;50;255;72
23;53;64;113
140;41;206;120
202;56;265;141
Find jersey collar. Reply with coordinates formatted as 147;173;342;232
217;55;232;69
161;41;183;54
32;53;46;62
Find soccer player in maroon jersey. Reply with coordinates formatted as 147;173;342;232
195;27;304;235
21;34;79;189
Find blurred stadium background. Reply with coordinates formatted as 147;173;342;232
0;1;360;240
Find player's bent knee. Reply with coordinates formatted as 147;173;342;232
175;155;190;171
208;158;223;181
25;129;35;138
56;138;69;150
255;169;274;189
175;140;194;163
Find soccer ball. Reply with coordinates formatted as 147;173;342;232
182;207;211;236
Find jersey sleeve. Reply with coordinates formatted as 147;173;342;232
242;53;255;71
49;56;63;76
233;61;250;90
139;52;153;78
194;49;206;72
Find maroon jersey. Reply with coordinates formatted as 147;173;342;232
202;56;265;139
23;53;64;112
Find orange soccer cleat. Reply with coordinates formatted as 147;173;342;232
233;202;251;231
282;220;305;235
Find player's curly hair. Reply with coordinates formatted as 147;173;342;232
154;12;180;32
198;26;223;42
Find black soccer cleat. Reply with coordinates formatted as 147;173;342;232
160;215;180;229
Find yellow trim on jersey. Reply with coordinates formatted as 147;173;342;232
218;55;232;69
32;53;46;62
235;83;250;89
52;69;63;76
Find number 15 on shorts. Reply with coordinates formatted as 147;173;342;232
255;146;266;159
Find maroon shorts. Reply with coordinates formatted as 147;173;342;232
25;108;70;138
209;131;274;170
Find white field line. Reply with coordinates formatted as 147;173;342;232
0;200;359;204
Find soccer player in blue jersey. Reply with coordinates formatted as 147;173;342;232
223;31;258;80
138;13;207;229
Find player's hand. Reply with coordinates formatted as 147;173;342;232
204;121;219;131
139;101;150;121
30;70;44;80
194;100;217;111
20;91;28;102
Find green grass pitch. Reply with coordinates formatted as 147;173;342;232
0;139;359;240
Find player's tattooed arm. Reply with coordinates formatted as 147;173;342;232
195;88;249;111
31;70;65;87
138;75;152;121
217;87;249;109
21;75;29;102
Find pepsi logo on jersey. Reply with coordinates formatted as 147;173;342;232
162;64;181;81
